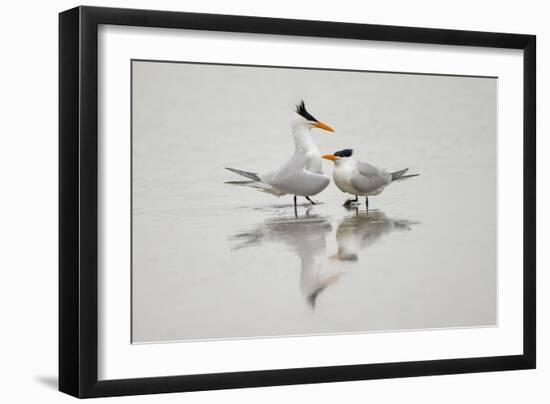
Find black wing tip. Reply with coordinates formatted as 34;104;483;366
295;100;319;122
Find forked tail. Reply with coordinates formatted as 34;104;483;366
391;168;420;182
225;167;261;182
224;167;286;196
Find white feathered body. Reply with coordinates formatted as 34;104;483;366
332;158;391;196
227;116;330;197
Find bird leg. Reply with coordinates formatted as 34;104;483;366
343;195;359;206
306;196;317;205
365;196;369;212
293;195;298;218
293;195;297;208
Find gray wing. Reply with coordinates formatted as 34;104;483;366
350;161;391;193
266;153;330;196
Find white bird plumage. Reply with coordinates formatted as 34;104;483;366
322;149;419;210
225;101;335;207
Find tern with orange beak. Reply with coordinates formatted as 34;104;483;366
322;149;419;211
225;101;335;208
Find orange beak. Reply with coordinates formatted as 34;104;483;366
322;154;338;161
313;121;335;132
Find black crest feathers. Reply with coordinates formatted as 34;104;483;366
295;100;319;122
334;149;354;158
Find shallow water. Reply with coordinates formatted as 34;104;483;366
131;61;497;343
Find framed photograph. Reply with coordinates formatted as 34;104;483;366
59;6;536;398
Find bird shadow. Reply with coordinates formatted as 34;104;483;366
35;375;58;390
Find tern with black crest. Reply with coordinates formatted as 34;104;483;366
225;101;335;208
322;149;419;210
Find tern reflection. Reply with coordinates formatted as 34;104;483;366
230;209;337;308
230;208;417;308
333;209;416;262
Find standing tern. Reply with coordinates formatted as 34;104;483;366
225;101;335;208
322;149;419;210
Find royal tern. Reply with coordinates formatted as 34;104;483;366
225;101;334;208
322;149;419;210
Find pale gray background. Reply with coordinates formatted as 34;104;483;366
132;60;497;343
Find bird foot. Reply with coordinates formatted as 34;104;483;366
343;199;359;206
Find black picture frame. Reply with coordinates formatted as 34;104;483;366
59;5;536;398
